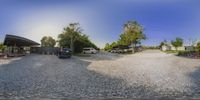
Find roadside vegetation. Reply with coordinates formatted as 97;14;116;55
41;36;56;47
58;23;98;53
160;38;184;53
104;20;146;52
197;42;200;52
171;37;183;51
143;46;159;50
159;38;200;58
0;43;6;53
178;42;200;57
39;23;98;54
159;40;167;48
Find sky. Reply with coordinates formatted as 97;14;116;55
0;0;200;48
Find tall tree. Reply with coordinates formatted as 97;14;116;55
159;40;167;48
110;42;117;48
118;21;146;52
119;21;146;45
104;43;110;51
196;42;200;52
41;36;56;47
0;43;6;53
58;23;82;53
159;42;165;48
58;23;98;53
171;37;183;50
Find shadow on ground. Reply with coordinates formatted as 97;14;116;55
187;65;200;98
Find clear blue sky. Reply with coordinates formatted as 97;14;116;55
0;0;200;48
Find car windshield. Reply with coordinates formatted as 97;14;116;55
1;0;200;99
62;48;70;51
83;48;91;50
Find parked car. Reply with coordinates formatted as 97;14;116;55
110;49;117;53
83;47;97;54
111;45;131;53
58;48;72;58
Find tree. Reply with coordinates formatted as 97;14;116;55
159;40;167;48
110;42;117;48
159;42;165;48
41;36;56;47
196;42;200;52
171;37;183;51
0;43;6;53
118;21;146;52
58;23;98;53
119;21;146;45
104;42;118;51
58;23;82;53
74;34;98;53
104;43;110;51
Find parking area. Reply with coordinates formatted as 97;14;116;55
0;50;200;99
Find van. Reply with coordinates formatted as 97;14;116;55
83;47;97;54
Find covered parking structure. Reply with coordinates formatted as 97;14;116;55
3;34;40;57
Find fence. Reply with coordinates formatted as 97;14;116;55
31;47;60;55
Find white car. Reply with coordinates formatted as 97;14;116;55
83;47;98;54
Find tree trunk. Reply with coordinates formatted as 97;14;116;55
132;45;135;53
70;36;74;53
132;43;135;53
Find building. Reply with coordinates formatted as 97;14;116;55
3;34;40;57
185;46;194;51
161;44;193;51
31;47;59;55
161;45;170;51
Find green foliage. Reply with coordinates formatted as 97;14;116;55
74;34;98;53
104;42;117;51
171;37;183;50
178;50;198;56
41;36;56;47
197;42;200;52
58;23;82;52
159;42;165;48
144;46;159;49
58;23;98;53
104;20;146;51
0;43;6;52
159;40;167;48
118;21;146;46
104;43;110;51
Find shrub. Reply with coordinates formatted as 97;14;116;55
178;50;198;56
197;42;200;52
0;43;6;53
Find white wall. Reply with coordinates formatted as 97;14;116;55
161;45;169;51
177;47;185;51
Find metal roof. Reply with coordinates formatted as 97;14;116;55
3;34;40;46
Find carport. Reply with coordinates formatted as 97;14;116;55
3;34;40;57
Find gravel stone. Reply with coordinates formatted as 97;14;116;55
0;50;200;99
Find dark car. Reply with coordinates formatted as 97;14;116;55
58;48;72;58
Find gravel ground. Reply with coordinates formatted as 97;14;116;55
0;50;200;99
